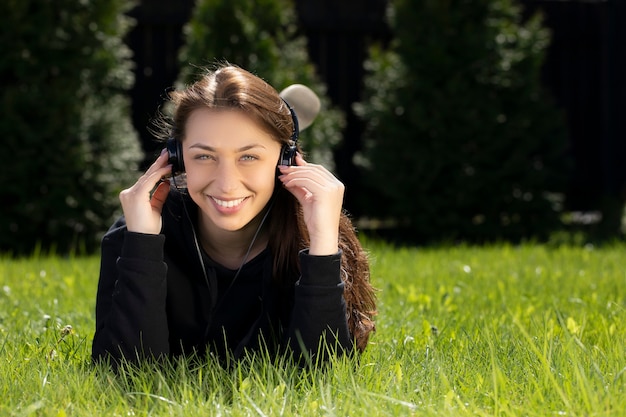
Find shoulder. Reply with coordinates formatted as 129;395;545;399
102;216;128;244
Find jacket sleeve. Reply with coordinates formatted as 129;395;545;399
92;223;170;365
286;250;353;360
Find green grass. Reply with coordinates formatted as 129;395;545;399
1;241;625;416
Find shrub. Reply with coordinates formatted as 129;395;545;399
0;0;142;255
354;0;571;243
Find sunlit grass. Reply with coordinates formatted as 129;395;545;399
1;241;624;416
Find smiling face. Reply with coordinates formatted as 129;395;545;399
182;108;283;234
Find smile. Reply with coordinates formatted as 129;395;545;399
211;196;247;208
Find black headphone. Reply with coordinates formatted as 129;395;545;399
166;99;299;175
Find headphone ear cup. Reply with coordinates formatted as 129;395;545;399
279;144;296;166
166;137;185;174
277;98;299;167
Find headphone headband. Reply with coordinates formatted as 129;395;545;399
282;98;300;144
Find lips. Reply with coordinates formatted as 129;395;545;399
211;196;247;208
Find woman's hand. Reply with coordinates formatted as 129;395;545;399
278;153;344;256
119;149;172;235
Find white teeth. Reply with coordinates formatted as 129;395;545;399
212;197;246;208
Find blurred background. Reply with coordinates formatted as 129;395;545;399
1;0;624;255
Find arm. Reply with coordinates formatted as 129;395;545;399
92;225;170;364
286;250;352;361
93;150;173;365
278;154;353;360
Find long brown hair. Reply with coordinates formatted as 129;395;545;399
161;64;376;351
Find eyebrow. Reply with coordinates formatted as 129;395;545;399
188;143;267;152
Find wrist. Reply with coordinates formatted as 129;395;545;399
308;233;339;256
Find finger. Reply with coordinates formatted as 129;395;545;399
279;160;337;181
278;153;308;172
133;165;172;197
142;149;171;179
294;152;307;166
280;173;324;191
150;180;170;210
280;178;344;208
279;167;342;191
140;154;173;181
281;177;344;200
121;164;172;203
149;148;169;168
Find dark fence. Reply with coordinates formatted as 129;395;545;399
126;0;195;167
294;0;390;214
126;0;625;225
521;0;625;217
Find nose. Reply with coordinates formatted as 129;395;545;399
213;160;240;193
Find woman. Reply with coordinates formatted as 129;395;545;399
92;64;376;366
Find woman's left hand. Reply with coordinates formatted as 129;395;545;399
278;153;344;256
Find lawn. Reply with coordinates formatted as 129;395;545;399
0;240;624;416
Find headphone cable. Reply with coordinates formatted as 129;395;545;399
172;174;274;307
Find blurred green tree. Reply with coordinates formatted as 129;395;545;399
0;0;142;255
175;0;344;169
354;0;571;243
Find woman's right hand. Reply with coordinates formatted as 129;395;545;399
119;149;172;234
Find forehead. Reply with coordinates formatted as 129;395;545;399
184;108;277;145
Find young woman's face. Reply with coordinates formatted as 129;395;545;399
182;108;282;232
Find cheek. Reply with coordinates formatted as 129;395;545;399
251;165;278;192
182;166;204;191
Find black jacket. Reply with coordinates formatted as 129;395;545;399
92;190;352;365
